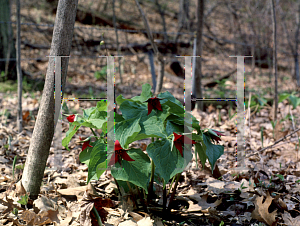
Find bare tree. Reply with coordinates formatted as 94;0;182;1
0;0;17;81
16;0;22;133
134;0;164;95
154;0;168;42
194;0;205;110
175;0;190;43
112;0;123;83
279;2;300;87
22;0;78;199
270;0;278;121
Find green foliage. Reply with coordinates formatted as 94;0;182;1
94;66;107;80
17;194;29;205
63;83;225;195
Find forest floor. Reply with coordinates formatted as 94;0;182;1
1;0;300;225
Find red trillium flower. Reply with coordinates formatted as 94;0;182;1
173;132;196;157
80;137;93;151
67;114;75;123
108;140;135;166
146;97;163;115
208;129;224;144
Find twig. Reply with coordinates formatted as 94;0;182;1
247;92;252;141
289;105;299;161
247;128;300;158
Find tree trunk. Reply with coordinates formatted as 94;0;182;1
21;0;78;199
0;0;17;81
194;0;204;110
270;0;278;121
112;0;123;83
295;54;300;86
16;0;22;133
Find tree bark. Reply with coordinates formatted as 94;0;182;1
112;0;123;84
21;0;78;199
194;0;205;110
270;0;278;121
16;0;22;133
0;0;17;81
134;0;164;95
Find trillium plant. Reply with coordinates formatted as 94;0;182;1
63;83;224;211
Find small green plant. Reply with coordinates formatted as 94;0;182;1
275;174;284;182
238;181;248;192
17;194;29;205
12;208;18;216
12;156;17;180
270;120;277;139
289;94;300;109
94;66;107;80
261;127;264;148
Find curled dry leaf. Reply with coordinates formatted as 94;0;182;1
282;211;300;226
251;192;277;226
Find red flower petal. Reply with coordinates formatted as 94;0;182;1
174;142;184;157
147;101;154;115
173;132;182;141
211;135;222;143
108;152;118;166
211;130;224;137
147;97;162;115
82;141;93;151
67;114;75;122
180;135;196;144
173;132;196;157
115;140;123;151
153;98;162;111
121;151;135;162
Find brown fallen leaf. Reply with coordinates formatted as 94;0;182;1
251;192;277;226
22;110;30;123
129;211;144;222
274;121;289;140
57;185;88;200
20;209;59;225
79;182;116;225
282;211;300;226
58;210;73;226
187;193;222;212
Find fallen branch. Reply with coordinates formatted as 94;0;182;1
247;128;300;158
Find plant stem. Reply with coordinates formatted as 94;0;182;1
90;128;98;139
93;206;103;226
135;185;148;213
167;175;176;196
162;178;167;214
167;173;181;212
147;158;155;205
126;181;138;209
113;178;122;197
147;137;155;205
